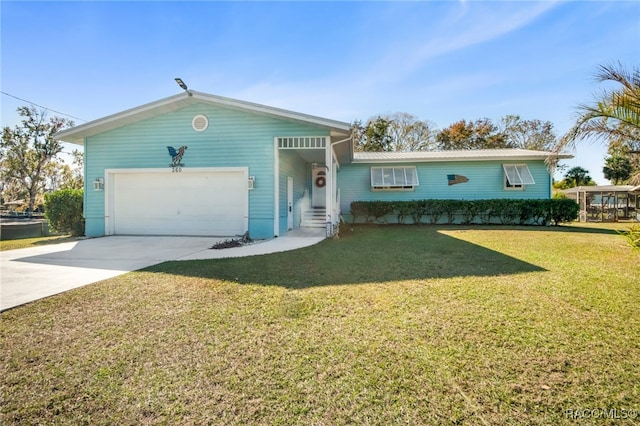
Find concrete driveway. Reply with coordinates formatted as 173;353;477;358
1;231;325;311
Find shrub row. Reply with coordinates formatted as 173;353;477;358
350;198;579;226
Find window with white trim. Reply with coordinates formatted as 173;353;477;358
503;164;535;190
371;166;419;191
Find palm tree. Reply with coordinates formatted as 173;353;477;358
551;63;640;184
564;166;592;187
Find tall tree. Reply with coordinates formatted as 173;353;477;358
436;118;511;150
607;137;640;185
385;112;437;152
353;116;393;152
351;119;366;151
500;114;557;150
353;113;439;152
551;63;640;179
564;166;593;187
1;106;73;213
602;155;632;185
48;150;84;191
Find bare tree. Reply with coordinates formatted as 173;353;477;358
500;114;557;151
385;112;438;152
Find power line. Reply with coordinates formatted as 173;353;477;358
1;91;86;122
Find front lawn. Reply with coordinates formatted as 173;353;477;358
2;225;638;425
0;234;75;251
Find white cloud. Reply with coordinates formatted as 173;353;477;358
361;1;561;85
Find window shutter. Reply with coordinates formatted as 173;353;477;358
503;164;535;185
370;167;419;189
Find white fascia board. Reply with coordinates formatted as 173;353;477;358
55;93;194;144
192;91;351;133
55;90;351;144
352;151;573;164
351;156;544;164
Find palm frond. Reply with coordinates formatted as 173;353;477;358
554;64;640;155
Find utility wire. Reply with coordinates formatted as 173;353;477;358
1;90;87;122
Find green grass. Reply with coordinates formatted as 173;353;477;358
2;224;639;425
0;234;75;251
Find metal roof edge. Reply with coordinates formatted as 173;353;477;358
190;91;351;132
351;150;573;164
55;91;351;144
54;93;192;144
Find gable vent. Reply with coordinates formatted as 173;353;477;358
192;114;208;132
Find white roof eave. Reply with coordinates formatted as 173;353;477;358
54;91;351;145
352;150;573;164
54;93;193;144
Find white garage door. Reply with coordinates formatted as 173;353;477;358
111;170;248;236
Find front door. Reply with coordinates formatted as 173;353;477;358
312;168;326;208
287;177;294;230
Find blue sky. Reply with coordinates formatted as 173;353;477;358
2;1;639;183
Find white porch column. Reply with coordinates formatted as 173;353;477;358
325;140;333;233
273;137;280;237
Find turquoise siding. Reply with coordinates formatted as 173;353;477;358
84;102;326;239
338;160;552;220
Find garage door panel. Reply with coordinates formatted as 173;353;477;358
112;171;247;236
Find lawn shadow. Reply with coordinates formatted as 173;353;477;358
145;226;547;288
547;224;624;235
31;235;78;246
435;223;624;236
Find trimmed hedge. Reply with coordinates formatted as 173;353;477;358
44;189;85;236
350;199;578;226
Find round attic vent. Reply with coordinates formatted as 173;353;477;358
192;114;208;132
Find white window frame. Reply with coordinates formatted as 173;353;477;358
371;166;419;191
503;164;535;190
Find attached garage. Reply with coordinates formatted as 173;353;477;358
53;91;353;238
105;168;248;236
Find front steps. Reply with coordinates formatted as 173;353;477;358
301;207;326;228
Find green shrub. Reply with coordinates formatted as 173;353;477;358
519;200;536;225
477;199;495;224
44;189;84;236
526;199;551;225
394;201;412;224
552;191;568;199
618;224;640;250
548;198;579;225
460;200;481;224
496;199;520;225
369;201;394;223
441;200;461;224
426;199;445;224
410;200;428;224
350;201;369;223
347;198;578;227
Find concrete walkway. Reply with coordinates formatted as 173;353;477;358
1;228;325;311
